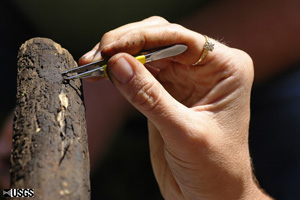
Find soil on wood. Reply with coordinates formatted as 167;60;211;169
11;37;90;199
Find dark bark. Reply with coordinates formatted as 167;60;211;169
11;38;90;199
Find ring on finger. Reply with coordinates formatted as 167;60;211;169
192;35;214;66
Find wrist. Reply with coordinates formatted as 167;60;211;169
243;179;274;200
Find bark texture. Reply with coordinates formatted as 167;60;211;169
11;37;90;199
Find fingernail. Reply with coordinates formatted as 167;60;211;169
81;48;96;60
92;51;101;61
109;57;134;84
103;41;118;49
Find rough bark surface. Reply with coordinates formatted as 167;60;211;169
11;37;90;199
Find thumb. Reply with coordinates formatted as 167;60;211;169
107;53;183;127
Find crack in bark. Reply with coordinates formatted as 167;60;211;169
11;38;90;199
59;143;70;166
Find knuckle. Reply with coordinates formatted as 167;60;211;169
144;16;170;25
165;23;186;41
169;23;184;30
101;31;113;43
234;49;253;65
130;80;162;113
230;48;254;84
242;51;254;68
236;49;254;71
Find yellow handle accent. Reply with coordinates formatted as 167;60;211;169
102;55;146;78
135;55;146;64
102;64;108;77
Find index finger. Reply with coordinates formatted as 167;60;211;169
100;22;208;65
98;16;170;53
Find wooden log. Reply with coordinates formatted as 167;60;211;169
11;38;90;199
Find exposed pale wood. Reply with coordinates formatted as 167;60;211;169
11;37;90;199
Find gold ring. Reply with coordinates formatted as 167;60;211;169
192;35;214;66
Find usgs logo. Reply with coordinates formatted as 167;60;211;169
3;189;34;198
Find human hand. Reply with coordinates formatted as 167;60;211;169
80;16;270;199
